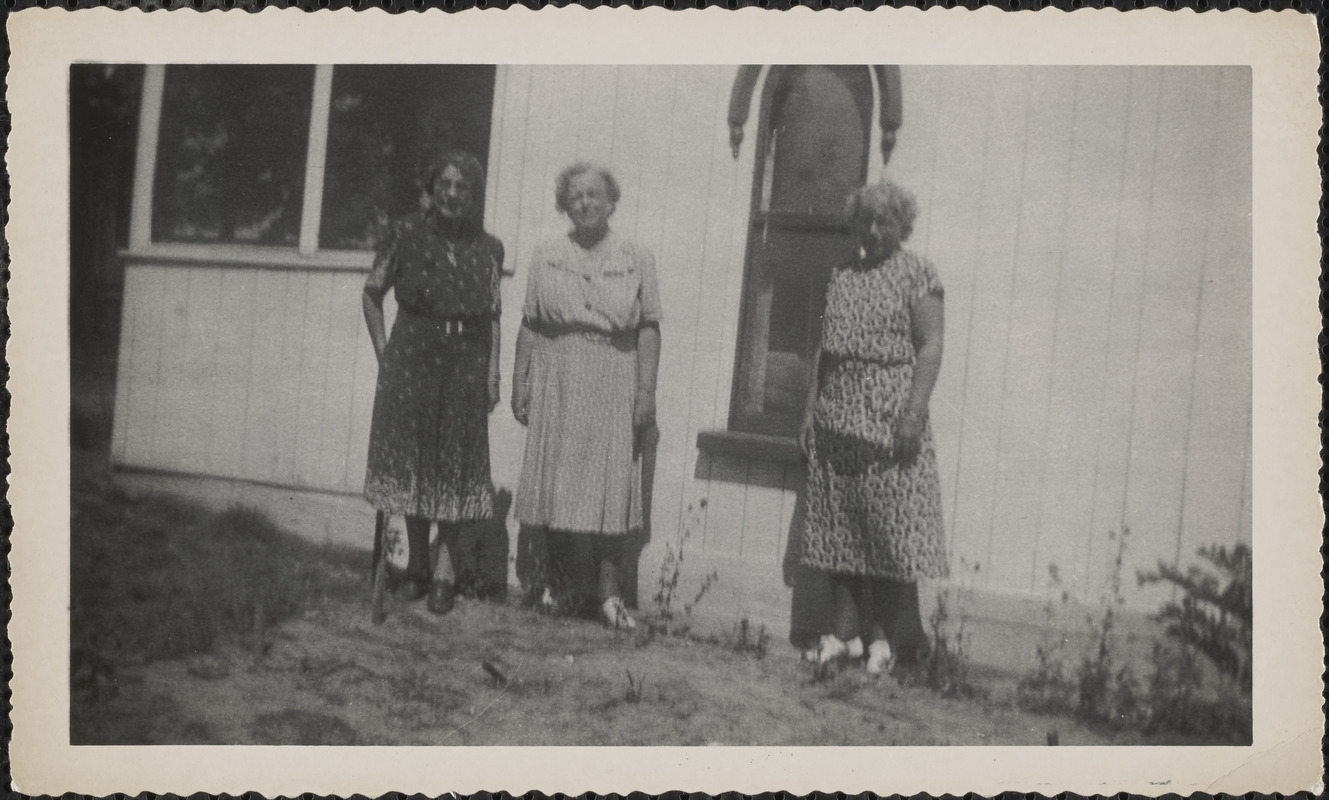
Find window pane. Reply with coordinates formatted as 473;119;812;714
733;227;854;436
152;65;314;246
766;66;871;217
318;65;496;251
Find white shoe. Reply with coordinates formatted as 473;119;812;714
815;634;865;664
865;640;894;675
803;635;864;663
601;597;636;630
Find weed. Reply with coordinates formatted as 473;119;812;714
649;504;719;637
917;588;983;699
1138;543;1252;693
1018;529;1143;725
906;558;983;699
1016;564;1076;713
728;618;770;659
624;669;647;704
1074;527;1144;726
1136;544;1253;741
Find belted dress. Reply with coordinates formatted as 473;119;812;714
363;210;504;522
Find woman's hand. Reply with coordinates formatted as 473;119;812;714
633;387;657;430
893;413;925;462
798;411;816;461
488;373;501;413
511;381;530;426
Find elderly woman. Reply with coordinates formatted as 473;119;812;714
797;179;946;674
511;162;662;629
362;150;504;615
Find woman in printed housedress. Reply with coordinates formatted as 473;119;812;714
511;162;662;630
362;150;504;616
797;179;947;674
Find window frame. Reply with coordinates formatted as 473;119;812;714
725;64;876;438
124;63;501;273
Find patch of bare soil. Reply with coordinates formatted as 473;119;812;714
76;577;1139;746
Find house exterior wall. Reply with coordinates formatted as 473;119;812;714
111;64;1250;619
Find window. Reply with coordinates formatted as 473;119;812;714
152;65;315;246
319;65;496;251
144;65;496;253
730;66;874;437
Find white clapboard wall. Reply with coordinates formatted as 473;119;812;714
113;65;1251;611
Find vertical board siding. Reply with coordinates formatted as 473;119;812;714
111;65;1251;612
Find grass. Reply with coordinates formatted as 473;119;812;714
71;455;363;672
70;449;1248;746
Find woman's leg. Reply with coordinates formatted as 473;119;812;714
547;530;595;615
869;577;929;664
427;521;460;615
828;573;862;643
434;522;460;585
594;535;622;604
596;535;635;629
399;516;432;601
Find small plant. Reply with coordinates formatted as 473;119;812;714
1136;543;1253;742
1017;563;1076;713
1138;543;1252;694
917;589;983;699
650;503;719;637
729;618;770;659
624;669;647;704
1074;527;1145;726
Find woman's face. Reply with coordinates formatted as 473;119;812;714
430;164;474;221
852;208;904;262
564;171;615;234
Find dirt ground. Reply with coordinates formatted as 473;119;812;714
76;583;1131;747
71;438;1239;747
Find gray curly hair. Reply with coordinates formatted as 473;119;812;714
845;180;917;243
554;162;622;213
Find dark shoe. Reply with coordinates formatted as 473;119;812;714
426;581;456;616
395;575;430;602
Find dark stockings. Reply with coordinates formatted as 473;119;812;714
829;574;929;661
545;529;624;614
404;516;460;584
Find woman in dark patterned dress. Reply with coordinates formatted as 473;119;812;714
797;180;947;674
362;150;504;616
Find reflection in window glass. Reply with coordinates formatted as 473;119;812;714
152;65;314;246
318;65;496;251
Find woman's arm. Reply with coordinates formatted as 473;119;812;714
895;293;944;460
634;322;661;428
798;343;823;459
488;318;502;412
363;290;388;362
511;319;536;425
363;223;399;363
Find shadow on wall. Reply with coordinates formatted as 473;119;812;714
512;423;659;609
451;487;514;599
782;488;833;651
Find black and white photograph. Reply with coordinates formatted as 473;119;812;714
9;6;1323;796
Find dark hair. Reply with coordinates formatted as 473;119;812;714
554;162;621;213
422;150;487;219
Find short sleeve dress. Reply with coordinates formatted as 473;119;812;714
515;229;663;536
363;211;504;522
800;249;948;581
